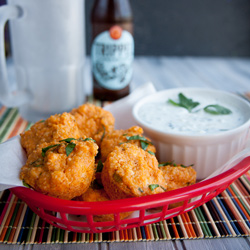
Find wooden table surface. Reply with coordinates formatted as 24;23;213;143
1;56;250;249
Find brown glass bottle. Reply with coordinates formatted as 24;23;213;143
91;0;134;101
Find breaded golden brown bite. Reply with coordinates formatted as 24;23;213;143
100;126;156;162
70;103;115;146
102;144;167;200
20;139;98;200
21;112;81;156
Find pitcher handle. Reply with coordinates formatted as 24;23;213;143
0;5;30;107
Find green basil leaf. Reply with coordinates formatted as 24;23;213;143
147;150;155;155
96;160;103;173
22;180;32;188
113;173;122;183
42;144;60;157
30;158;43;167
101;126;106;142
59;138;76;143
168;93;200;113
204;104;232;115
65;142;76;156
180;164;194;168
140;141;149;150
82;138;96;142
158;161;174;167
149;184;159;191
126;135;151;144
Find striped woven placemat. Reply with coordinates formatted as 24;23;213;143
0;106;250;244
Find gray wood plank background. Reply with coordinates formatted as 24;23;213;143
1;238;250;249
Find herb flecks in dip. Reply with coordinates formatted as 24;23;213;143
137;93;245;135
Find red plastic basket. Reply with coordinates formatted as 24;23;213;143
11;156;250;233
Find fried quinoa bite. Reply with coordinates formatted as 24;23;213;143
159;163;196;191
20;139;98;200
101;144;167;200
20;112;81;156
100;126;156;162
70;103;115;146
77;187;132;222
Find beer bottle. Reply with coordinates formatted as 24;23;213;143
91;0;134;101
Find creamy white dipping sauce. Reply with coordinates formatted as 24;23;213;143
137;95;245;135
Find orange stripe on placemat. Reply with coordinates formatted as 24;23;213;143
123;229;128;241
72;232;77;243
148;224;155;240
184;212;197;238
89;233;94;243
119;229;124;241
127;228;133;241
170;218;180;239
181;213;194;238
221;191;250;235
144;225;151;240
136;226;142;240
109;231;115;242
7;201;24;243
7;117;28;139
228;186;250;221
234;180;250;207
0;196;18;242
0;106;7;118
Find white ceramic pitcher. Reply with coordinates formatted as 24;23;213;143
0;0;86;122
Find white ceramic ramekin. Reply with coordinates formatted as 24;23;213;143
132;88;250;180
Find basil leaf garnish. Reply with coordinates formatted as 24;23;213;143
147;150;155;155
22;180;32;188
81;138;96;142
59;138;76;143
168;93;200;113
125;135;153;153
96;160;103;173
204;104;232;115
42;144;60;157
149;184;159;191
140;141;149;150
158;161;174;167
65;142;76;156
113;173;122;183
101;126;106;142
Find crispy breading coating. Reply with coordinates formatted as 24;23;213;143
159;164;196;191
70;103;115;146
78;187;132;222
20;112;81;156
102;144;167;200
20;139;98;200
100;126;156;162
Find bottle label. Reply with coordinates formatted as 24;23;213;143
91;26;134;90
